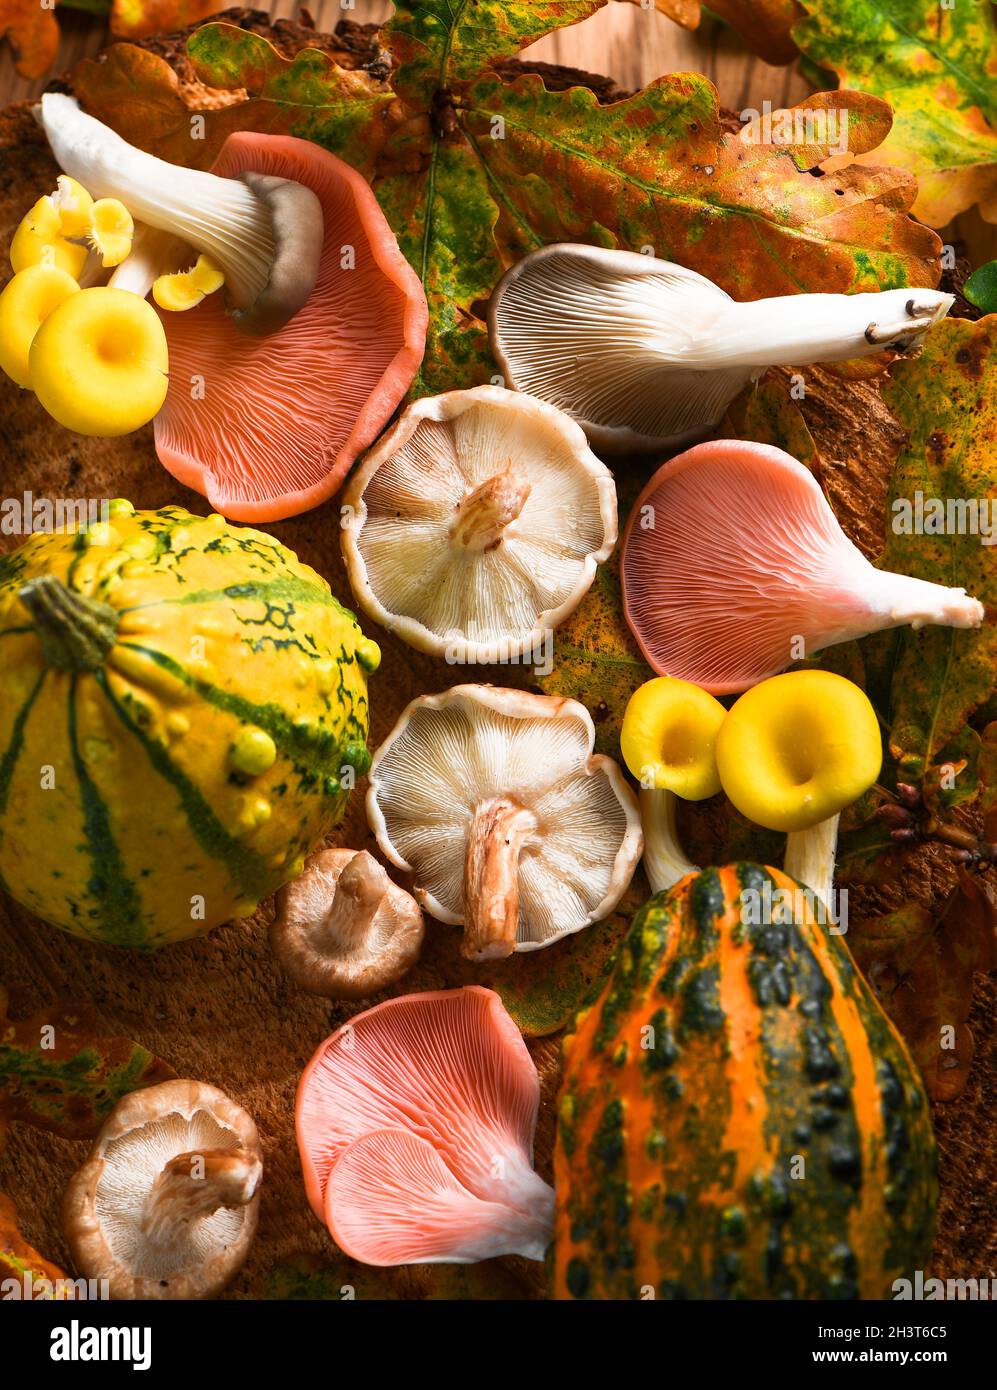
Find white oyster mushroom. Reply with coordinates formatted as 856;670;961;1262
340;385;617;662
488;243;954;454
366;685;643;961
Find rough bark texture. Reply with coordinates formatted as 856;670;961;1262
0;14;993;1299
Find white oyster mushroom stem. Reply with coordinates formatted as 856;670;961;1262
108;223;187;298
450;464;532;552
140;1149;262;1247
641;787;698;894
463;796;540;960
488;244;954;453
37;93;323;334
366;685;643;956
319;851;392;949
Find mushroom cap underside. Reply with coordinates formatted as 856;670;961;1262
295;986;543;1224
342;385;617;658
155;132;428;522
63;1080;261;1300
366;684;642;948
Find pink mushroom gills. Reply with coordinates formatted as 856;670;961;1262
295;987;554;1265
36;93;427;519
156;133;428;521
488;244;953;454
621;440;985;695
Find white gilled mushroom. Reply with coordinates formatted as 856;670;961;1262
488;243;954;454
367;685;643;961
63;1080;262;1300
340;385;617;662
270;847;425;999
37;94;323;334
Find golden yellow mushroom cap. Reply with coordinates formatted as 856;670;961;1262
715;669;882;832
89;198;135;269
10;196;88;279
0;264;80;389
29;287;168;437
153;255;226;312
620;675;727;800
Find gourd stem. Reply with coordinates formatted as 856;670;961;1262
784;815;839;916
462;796;538;961
316;851;388;950
139;1149;261;1247
641;787;698;894
18;575;119;671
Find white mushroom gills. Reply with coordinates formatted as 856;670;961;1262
140;1149;262;1248
489;244;955;452
37;93;322;333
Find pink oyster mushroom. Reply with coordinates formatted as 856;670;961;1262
622;439;984;695
295;987;553;1265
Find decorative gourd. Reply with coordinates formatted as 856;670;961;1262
554;864;937;1299
0;502;379;948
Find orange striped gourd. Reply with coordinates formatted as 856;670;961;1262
554;865;937;1299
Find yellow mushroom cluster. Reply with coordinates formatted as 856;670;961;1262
0;174;224;436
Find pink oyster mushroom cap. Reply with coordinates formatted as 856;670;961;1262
295;987;554;1265
155;132;428;522
622;439;984;695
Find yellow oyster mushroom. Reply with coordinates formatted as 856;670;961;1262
29;287;168;437
89;198;135;268
620;676;727;893
715;669;882;909
10;196;88;279
0;265;80;388
153;254;225;312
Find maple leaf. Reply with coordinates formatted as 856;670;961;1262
794;0;997;226
0;987;175;1140
0;1193;76;1297
850;869;997;1100
72;12;941;397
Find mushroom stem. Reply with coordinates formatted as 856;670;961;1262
108;224;186;299
450;465;532;552
462;796;538;960
641;787;698;894
140;1149;262;1246
784;814;839;917
703;289;953;370
37;94;321;333
315;850;390;951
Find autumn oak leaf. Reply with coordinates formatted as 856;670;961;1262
71;14;941;398
794;0;997;226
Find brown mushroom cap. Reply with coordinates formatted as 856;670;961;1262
270;847;424;999
62;1080;262;1300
